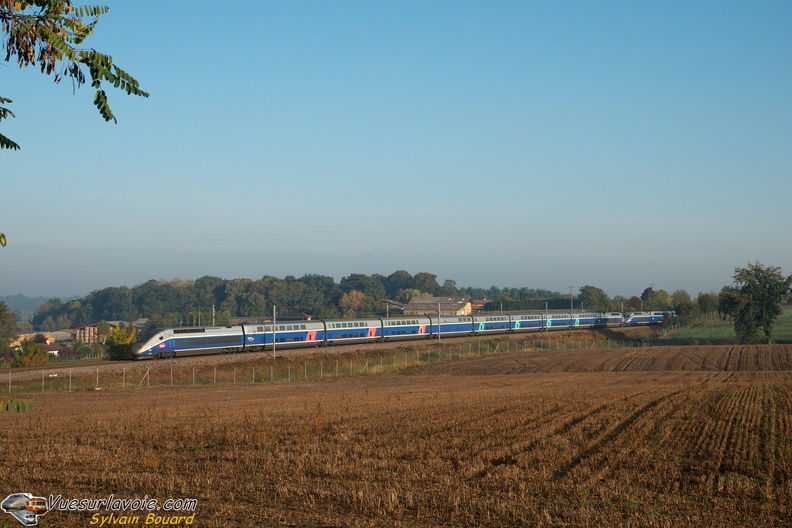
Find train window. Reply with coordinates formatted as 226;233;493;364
257;327;263;332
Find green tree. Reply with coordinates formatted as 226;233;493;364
1;0;148;150
412;272;439;295
339;274;385;315
385;270;413;299
399;288;425;303
578;285;612;312
671;290;695;316
0;300;17;354
11;339;47;367
695;291;719;315
438;279;459;296
718;262;791;344
96;320;111;344
645;289;672;311
106;322;136;360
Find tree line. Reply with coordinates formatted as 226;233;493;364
21;271;584;332
13;270;734;334
1;263;790;365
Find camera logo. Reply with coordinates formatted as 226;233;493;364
1;493;48;526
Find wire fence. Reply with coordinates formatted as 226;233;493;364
4;336;656;394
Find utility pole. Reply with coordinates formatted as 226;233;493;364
437;301;441;344
272;305;277;358
545;301;548;332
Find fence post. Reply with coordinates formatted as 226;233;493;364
69;368;72;392
96;367;99;388
122;367;125;389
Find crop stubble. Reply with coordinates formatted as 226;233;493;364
2;345;791;527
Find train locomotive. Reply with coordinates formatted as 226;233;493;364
129;310;665;360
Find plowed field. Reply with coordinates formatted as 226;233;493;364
2;345;791;527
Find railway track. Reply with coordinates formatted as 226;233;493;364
6;327;650;384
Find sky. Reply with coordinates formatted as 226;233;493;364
1;1;791;300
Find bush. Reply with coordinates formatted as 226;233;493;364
107;343;133;361
11;339;47;367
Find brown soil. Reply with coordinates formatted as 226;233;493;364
2;345;791;527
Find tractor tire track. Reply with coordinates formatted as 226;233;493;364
552;389;684;481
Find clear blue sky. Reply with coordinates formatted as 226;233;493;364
2;1;791;299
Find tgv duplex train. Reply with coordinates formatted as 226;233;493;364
129;311;668;360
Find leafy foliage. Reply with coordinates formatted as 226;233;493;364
339;290;365;316
0;398;39;412
0;96;19;150
0;300;18;353
27;271;727;332
11;338;47;366
1;0;148;149
109;322;136;345
578;285;612;312
718;262;792;344
106;322;136;360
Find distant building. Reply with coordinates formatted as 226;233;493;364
470;299;492;312
402;296;471;316
9;333;52;347
72;324;101;344
71;321;132;344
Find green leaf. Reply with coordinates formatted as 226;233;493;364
74;5;110;18
36;25;77;61
93;89;116;123
0;133;21;151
